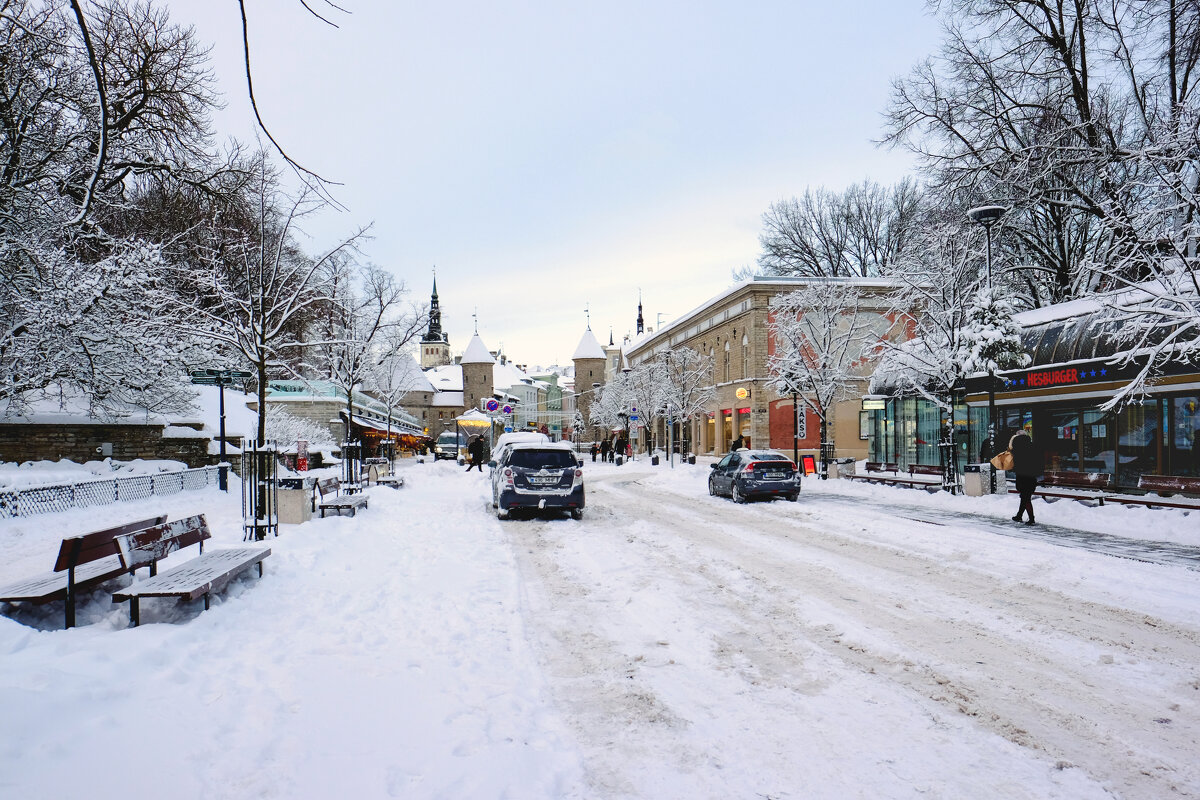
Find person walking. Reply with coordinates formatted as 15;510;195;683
1009;430;1040;524
590;442;599;462
600;438;611;463
466;435;486;472
731;435;744;451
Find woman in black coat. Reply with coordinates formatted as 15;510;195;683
1009;431;1040;524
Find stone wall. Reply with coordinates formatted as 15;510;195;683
0;423;213;468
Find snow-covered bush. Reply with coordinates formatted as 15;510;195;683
265;410;337;450
956;287;1030;375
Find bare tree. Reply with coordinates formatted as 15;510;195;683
751;179;922;279
168;157;366;440
313;260;424;446
657;347;715;453
766;282;879;467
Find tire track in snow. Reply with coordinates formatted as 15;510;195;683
585;473;1200;799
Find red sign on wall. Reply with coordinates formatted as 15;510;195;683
1026;368;1079;388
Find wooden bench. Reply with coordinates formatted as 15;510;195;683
848;462;941;490
0;516;167;628
111;515;271;626
376;475;405;489
1105;475;1200;510
316;477;369;517
1012;470;1113;505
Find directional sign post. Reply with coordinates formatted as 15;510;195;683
189;369;252;491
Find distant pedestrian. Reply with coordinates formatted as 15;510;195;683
600;438;611;463
732;435;744;451
466;435;486;472
1009;431;1040;524
591;442;599;462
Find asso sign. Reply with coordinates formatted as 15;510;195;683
1024;368;1081;389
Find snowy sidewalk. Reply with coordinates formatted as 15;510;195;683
0;466;584;799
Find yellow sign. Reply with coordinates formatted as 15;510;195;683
735;387;750;399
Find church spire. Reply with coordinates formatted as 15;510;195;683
636;290;644;335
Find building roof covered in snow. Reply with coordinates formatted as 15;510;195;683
461;334;495;365
572;328;606;361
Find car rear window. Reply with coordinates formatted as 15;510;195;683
508;449;576;469
750;453;788;461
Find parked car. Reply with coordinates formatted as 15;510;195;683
434;431;468;461
489;431;550;468
709;449;800;503
490;441;585;519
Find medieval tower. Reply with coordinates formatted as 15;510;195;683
572;326;607;441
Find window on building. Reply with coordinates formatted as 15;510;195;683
741;334;749;379
723;342;730;382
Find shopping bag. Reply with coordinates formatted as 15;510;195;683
990;450;1014;471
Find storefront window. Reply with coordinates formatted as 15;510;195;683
1044;409;1080;471
1170;396;1200;476
1080;409;1115;473
1116;400;1159;485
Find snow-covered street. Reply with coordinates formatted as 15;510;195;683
2;457;1199;799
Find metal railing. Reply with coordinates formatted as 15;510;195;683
0;466;221;518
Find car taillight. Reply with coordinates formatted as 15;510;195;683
743;463;757;473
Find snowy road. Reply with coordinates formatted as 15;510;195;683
509;464;1200;798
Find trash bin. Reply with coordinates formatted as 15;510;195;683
829;458;856;479
688;455;696;465
651;455;660;466
276;476;314;524
963;464;1004;496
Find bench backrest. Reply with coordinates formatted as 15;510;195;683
866;462;899;473
1138;475;1200;495
53;515;169;573
1042;470;1112;489
117;515;211;570
909;464;942;476
316;477;340;498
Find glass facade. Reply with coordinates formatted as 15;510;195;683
870;391;1200;489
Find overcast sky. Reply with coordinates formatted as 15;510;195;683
168;0;942;368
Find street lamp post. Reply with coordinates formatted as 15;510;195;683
967;204;1007;493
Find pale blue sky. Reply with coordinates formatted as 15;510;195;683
171;0;942;367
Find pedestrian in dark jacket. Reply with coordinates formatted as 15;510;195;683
590;442;599;462
466;435;486;472
600;438;611;462
1009;431;1040;524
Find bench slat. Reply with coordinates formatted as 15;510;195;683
0;556;126;603
118;516;210;570
114;547;271;602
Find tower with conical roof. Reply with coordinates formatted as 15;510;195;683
461;332;495;413
572;324;607;441
636;291;644;335
420;271;451;368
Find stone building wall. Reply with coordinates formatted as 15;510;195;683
0;423;213;468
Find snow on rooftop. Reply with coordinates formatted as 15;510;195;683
461;334;496;365
572;327;606;360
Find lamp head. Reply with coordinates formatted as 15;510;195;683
967;205;1007;226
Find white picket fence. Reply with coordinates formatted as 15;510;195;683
0;466;221;518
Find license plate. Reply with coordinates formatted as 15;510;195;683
531;476;559;485
764;472;786;480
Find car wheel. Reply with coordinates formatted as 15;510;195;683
571;509;583;520
497;507;510;520
732;482;747;504
708;476;718;496
787;492;799;502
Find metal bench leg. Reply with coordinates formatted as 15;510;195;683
204;593;210;611
130;598;140;627
257;561;264;578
